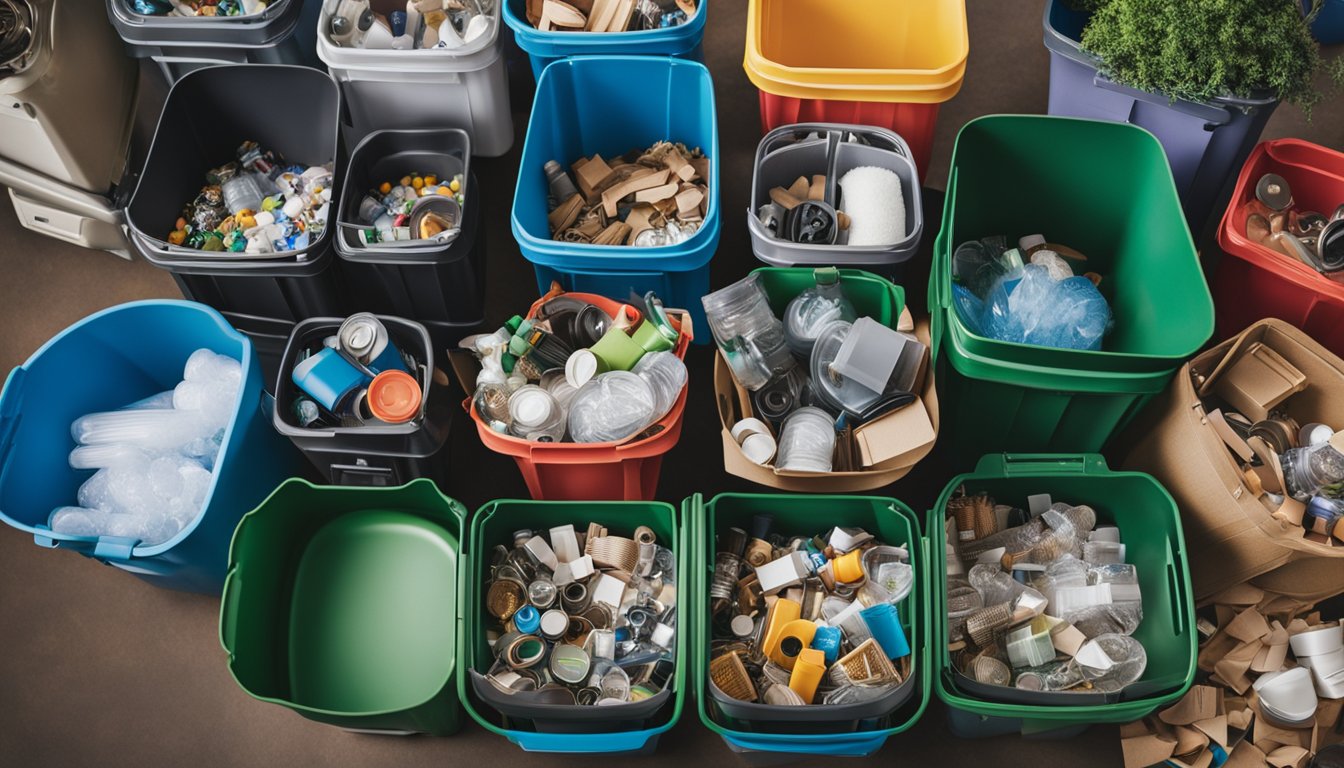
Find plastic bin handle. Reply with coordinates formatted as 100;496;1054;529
508;728;659;753
1091;72;1233;127
1167;542;1190;638
983;453;1111;477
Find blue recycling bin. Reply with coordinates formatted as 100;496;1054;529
502;0;708;81
0;300;305;594
511;56;719;341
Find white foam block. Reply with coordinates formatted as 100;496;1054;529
837;166;905;246
550;525;580;563
591;573;627;610
525;536;559;571
568;554;595;581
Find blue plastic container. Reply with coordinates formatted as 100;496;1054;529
502;0;708;81
0;301;305;594
511;56;719;340
1043;0;1278;235
1305;0;1344;44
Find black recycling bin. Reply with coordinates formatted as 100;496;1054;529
105;0;310;83
125;64;348;387
274;314;454;488
335;128;486;356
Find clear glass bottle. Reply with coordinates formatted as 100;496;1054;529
1282;434;1344;501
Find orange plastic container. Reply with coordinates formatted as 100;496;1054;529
467;292;693;500
744;0;969;179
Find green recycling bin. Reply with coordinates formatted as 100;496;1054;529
457;499;686;753
929;115;1213;461
691;492;930;757
219;479;465;734
931;454;1196;738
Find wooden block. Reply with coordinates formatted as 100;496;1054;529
592;221;632;246
547;193;584;235
635;182;679;204
607;0;634;31
809;175;826;200
676;187;704;218
601;169;670;218
586;0;616;31
769;186;803;210
786;176;810;200
625;203;659;244
664;151;696;182
542;0;587;28
690;156;709;182
526;0;544;25
574;154;615;202
838;211;851;230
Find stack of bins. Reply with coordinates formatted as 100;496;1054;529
928;115;1214;462
274;315;453;488
315;0;512;157
691;493;930;757
1042;0;1278;235
0;301;305;594
467;293;693;501
502;0;710;80
1211;139;1344;359
930;455;1196;738
220;479;466;734
457;498;686;752
334;128;486;354
743;0;968;180
124;65;348;386
104;0;310;83
511;56;719;338
747;124;924;278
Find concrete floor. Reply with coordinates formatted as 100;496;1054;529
1;1;1343;766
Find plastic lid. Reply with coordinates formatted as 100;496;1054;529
367;370;422;423
741;432;777;465
510;387;554;426
566;349;601;389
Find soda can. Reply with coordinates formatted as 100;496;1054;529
338;313;408;374
292;346;371;414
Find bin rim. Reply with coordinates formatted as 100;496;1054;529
106;0;302;48
691;491;933;746
511;56;720;265
456;497;685;746
1041;0;1278;112
929;453;1197;720
503;0;709;48
219;477;465;719
0;299;259;558
124;64;341;271
314;0;503;72
1216;139;1344;302
933;114;1214;369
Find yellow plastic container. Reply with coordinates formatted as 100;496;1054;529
743;0;969;101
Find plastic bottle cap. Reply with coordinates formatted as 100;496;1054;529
565;349;601;389
511;388;553;426
731;417;772;443
367;370;422;423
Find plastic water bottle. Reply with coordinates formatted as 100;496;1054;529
1282;434;1344;501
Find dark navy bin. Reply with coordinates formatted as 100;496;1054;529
502;0;708;81
1306;0;1344;44
511;56;719;340
0;301;305;594
1043;0;1278;235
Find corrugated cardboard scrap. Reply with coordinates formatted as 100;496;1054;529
1121;588;1344;767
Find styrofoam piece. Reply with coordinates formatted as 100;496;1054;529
550;524;580;563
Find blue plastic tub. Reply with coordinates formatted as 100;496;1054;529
511;56;719;340
0;301;305;594
1043;0;1278;235
1305;0;1344;44
502;0;708;81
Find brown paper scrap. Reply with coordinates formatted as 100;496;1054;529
1161;686;1221;726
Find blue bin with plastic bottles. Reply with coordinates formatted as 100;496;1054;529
511;56;719;341
1305;0;1344;44
0;300;305;594
503;0;708;81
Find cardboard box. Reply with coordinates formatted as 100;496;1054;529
714;318;939;492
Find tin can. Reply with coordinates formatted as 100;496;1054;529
291;346;371;414
338;313;408;374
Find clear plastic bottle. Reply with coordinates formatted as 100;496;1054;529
782;267;857;359
1282;434;1344;501
701;273;796;391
